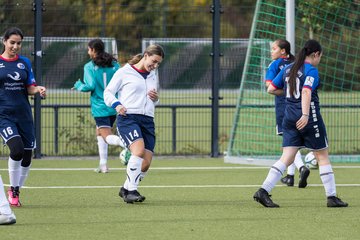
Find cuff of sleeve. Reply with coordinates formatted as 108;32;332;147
73;80;82;90
270;82;279;89
111;101;121;109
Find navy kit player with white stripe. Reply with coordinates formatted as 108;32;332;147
254;39;348;208
0;27;46;207
265;39;310;188
104;44;164;203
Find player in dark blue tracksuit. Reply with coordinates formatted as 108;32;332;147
254;39;348;208
265;39;309;188
0;27;46;206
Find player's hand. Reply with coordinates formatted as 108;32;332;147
116;104;127;116
72;80;82;90
37;86;47;98
148;88;158;102
296;115;309;130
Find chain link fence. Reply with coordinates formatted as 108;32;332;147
0;1;254;156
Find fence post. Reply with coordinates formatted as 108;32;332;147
172;106;177;154
210;0;222;157
33;0;45;158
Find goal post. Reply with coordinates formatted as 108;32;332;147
226;0;360;165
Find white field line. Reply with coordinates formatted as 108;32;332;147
2;184;360;189
1;165;360;171
1;166;360;189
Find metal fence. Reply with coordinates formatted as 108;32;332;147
0;1;255;157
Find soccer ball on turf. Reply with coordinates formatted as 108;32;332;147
119;148;131;165
304;151;318;169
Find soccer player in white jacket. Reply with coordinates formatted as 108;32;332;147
104;44;164;203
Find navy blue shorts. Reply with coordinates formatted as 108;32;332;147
282;116;328;150
116;114;155;152
94;115;116;129
0;118;35;149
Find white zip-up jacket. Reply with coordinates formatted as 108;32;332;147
104;63;158;117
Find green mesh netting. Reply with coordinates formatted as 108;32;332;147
227;0;360;163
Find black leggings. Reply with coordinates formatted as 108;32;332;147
6;137;33;167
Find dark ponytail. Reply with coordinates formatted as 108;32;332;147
88;38;117;68
275;39;295;61
288;39;322;96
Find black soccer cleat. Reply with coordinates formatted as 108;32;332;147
280;175;294;187
253;188;279;208
123;190;146;204
298;166;310;188
327;196;348;208
119;187;128;200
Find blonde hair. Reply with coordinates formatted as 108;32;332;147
128;44;165;65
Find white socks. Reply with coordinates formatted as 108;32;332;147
287;163;296;175
319;164;336;197
19;165;31;188
123;170;148;190
286;151;304;175
0;176;12;215
97;136;108;165
261;160;287;193
140;171;147;182
105;135;125;148
294;151;304;170
8;157;21;187
126;155;143;191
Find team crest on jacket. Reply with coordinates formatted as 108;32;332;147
17;63;25;69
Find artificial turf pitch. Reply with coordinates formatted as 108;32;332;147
0;157;359;240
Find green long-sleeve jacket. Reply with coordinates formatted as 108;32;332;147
73;60;120;117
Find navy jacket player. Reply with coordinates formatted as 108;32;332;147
254;39;348;208
265;39;309;188
0;27;46;207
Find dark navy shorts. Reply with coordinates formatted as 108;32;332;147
116;114;155;152
282;116;328;150
0;118;35;149
94;115;116;129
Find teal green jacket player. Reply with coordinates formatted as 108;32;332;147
74;60;120;117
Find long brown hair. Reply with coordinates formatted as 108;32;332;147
288;39;322;96
128;44;165;65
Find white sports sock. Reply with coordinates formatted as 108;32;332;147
123;178;129;190
97;136;108;166
105;135;125;148
287;163;296;175
0;176;12;215
319;164;336;197
8;157;21;187
261;160;287;193
140;171;147;182
19;165;31;188
126;155;143;191
294;151;304;170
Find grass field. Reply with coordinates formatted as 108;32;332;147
0;157;359;240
